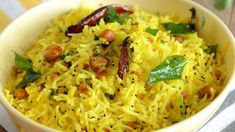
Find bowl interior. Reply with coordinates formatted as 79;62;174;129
0;0;234;131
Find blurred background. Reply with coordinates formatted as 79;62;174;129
0;0;234;132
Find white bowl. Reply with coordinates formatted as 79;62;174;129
0;0;235;131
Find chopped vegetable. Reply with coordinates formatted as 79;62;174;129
163;23;194;34
145;27;159;36
147;55;188;84
14;52;41;88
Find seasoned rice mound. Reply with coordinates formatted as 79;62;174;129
5;6;226;131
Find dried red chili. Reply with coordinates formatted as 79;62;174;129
111;4;133;14
65;4;133;36
117;37;130;79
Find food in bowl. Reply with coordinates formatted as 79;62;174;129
4;4;227;131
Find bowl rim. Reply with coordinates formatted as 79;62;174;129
0;0;235;131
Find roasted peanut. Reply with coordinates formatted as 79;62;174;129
101;29;115;42
174;36;184;43
89;55;109;77
12;65;21;76
15;88;28;99
44;44;62;62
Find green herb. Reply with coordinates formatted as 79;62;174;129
179;94;186;120
105;7;118;22
163;23;194;34
118;13;130;24
163;8;197;34
104;7;130;24
14;52;41;88
147;55;188;84
145;27;159;36
214;0;233;11
105;93;115;100
14;52;32;71
205;45;218;54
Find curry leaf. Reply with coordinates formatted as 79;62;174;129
145;27;159;36
163;23;194;34
14;52;32;71
104;7;130;24
117;13;130;24
14;52;41;88
104;7;119;23
147;55;188;84
16;69;41;88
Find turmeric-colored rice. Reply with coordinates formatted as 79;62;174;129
5;5;226;131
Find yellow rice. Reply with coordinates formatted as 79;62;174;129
5;6;226;131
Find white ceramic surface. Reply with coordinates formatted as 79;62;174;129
0;0;235;131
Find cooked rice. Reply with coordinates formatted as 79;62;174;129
5;5;226;131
